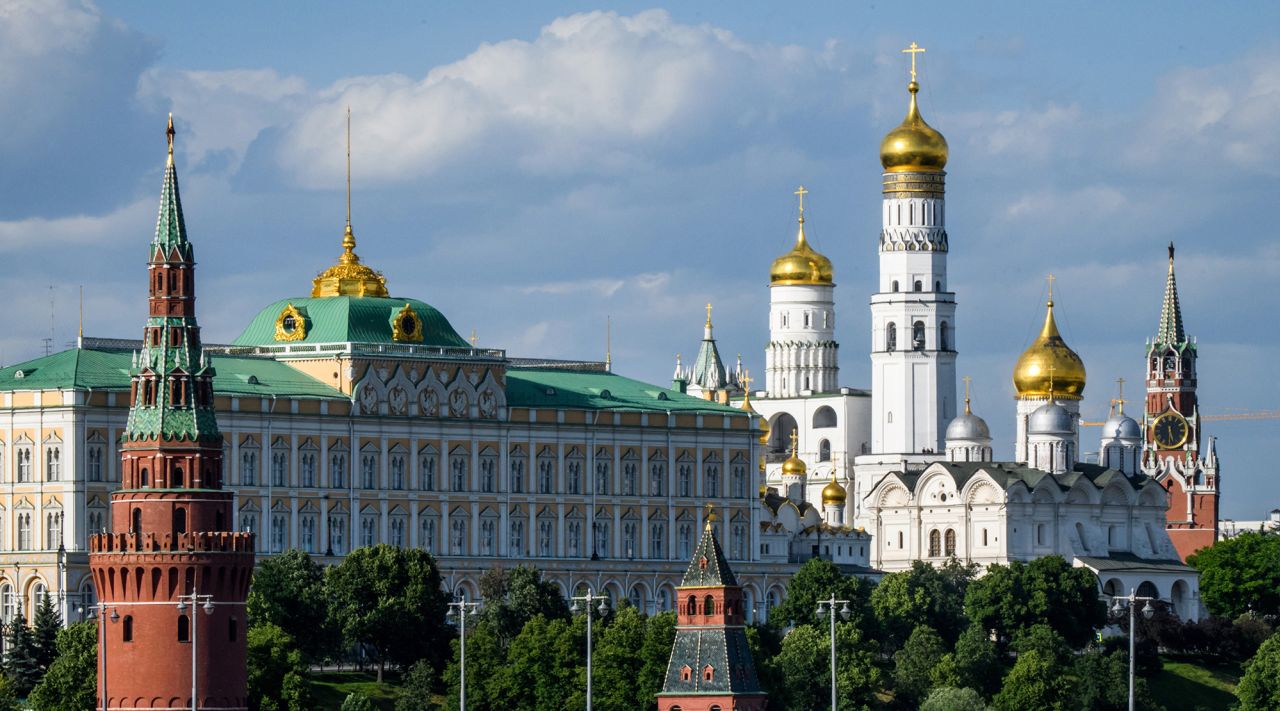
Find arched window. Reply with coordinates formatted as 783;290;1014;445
912;321;925;351
892;280;899;292
928;529;941;557
886;323;897;352
944;529;956;557
177;614;190;642
140;467;149;487
704;595;715;615
812;406;837;429
173;508;187;535
913;280;922;292
132;508;142;534
123;615;134;642
687;595;697;616
939;322;950;351
703;665;715;682
819;440;831;462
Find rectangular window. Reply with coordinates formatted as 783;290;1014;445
331;453;347;489
88;446;104;483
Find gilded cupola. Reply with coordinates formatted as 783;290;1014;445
1013;294;1087;401
312;108;389;299
880;43;948;173
781;429;807;476
770;185;834;286
821;474;847;506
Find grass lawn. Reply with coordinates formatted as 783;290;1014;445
307;671;404;710
1148;656;1242;711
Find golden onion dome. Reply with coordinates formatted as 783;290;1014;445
770;216;834;286
312;224;390;298
821;476;847;506
1013;299;1087;400
880;81;948;173
782;453;807;476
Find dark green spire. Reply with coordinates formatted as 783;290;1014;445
680;511;737;587
1156;242;1186;346
153;113;192;260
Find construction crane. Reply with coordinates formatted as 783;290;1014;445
1078;378;1280;426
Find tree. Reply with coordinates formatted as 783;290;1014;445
3;612;40;695
638;611;677;704
32;592;62;673
769;558;871;631
0;675;19;711
1188;532;1280;620
27;620;97;711
1010;624;1070;666
476;566;570;649
951;624;1002;699
1071;648;1163;711
1238;632;1280;711
990;650;1071;711
326;545;450;680
247;623;312;711
892;625;948;707
395;658;438;711
341;693;377;711
771;623;881;711
593;605;648;711
872;559;975;648
964;556;1105;649
920;687;986;711
247;549;335;662
482;614;583;710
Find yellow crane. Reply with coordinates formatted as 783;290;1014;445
1078;379;1280;426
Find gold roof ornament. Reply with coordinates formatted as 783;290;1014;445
781;429;807;476
821;474;847;506
770;185;834;286
880;42;949;173
1013;274;1087;400
311;108;390;299
739;370;771;445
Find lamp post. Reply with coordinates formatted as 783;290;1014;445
571;587;611;711
815;594;852;711
176;593;215;711
95;603;119;711
1111;588;1156;711
446;597;481;711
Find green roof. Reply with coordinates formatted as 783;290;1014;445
506;368;745;414
680;521;737;587
0;349;345;400
232;296;468;348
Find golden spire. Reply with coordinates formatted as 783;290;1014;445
469;329;478;346
605;315;612;371
880;43;948;173
705;302;713;328
704;502;718;526
740;369;753;406
166;113;175;165
902;41;926;83
77;285;84;342
1047;272;1056;304
770;185;834;285
963;375;972;415
795;184;808;222
311;108;390;298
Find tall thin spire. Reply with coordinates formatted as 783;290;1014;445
1157;242;1186;345
605;315;612;371
346;106;352;231
154;114;190;253
963;375;972;415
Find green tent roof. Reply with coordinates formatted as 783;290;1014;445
232;296;468;348
506;368;745;414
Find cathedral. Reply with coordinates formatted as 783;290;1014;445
679;50;1210;619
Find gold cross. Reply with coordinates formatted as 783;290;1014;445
469;329;478;346
794;185;808;218
1047;273;1056;300
902;42;926;82
741;369;753;391
1047;364;1056;398
705;303;713;327
789;428;799;454
1115;377;1126;415
963;375;972;414
166;113;175;160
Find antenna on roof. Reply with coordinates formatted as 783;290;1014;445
77;285;84;348
605;315;612;372
45;285;56;356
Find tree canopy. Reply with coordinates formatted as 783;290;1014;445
964;556;1105;648
1238;632;1280;711
872;559;975;648
769;558;871;630
1188;531;1280;620
27;620;96;711
247;549;335;662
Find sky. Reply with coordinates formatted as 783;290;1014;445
1;1;1278;518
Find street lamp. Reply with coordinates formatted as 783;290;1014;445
176;594;215;711
815;594;852;711
95;603;119;711
571;587;611;711
1111;588;1156;711
446;597;481;711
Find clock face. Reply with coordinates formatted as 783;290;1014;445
1152;412;1189;449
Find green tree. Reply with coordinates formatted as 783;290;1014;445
3;612;40;695
482;614;583;710
247;549;335;662
771;623;881;711
1010;623;1071;666
990;650;1071;711
1238;632;1280;711
0;674;19;711
892;625;948;707
964;556;1105;649
871;559;975;648
594;605;648;711
638;611;677;704
1188;532;1280;620
31;592;62;673
246;623;312;711
951;624;1002;698
341;693;377;711
326;545;450;680
27;620;97;711
476;566;570;649
442;618;504;711
1070;648;1163;711
769;558;871;630
920;686;986;711
395;658;438;711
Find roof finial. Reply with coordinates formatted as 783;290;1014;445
705;302;713;329
469;329;478;347
166;113;175;164
963;375;972;415
346;106;352;231
1168;242;1175;264
1046;272;1056;305
704;502;717;525
1115;377;1126;416
902;42;926;84
789;428;799;457
605;315;612;371
1047;364;1056;400
740;369;753;403
794;184;808;224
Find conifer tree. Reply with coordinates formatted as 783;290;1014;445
4;612;41;695
32;593;62;673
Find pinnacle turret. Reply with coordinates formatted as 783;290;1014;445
1156;242;1186;346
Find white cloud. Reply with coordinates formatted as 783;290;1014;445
0;196;152;252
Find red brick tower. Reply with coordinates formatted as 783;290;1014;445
1142;243;1219;561
89;116;255;711
657;509;767;711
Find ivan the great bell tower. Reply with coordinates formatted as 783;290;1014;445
89;117;255;710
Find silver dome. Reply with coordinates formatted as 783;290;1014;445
946;412;992;442
1028;401;1074;435
1101;413;1142;441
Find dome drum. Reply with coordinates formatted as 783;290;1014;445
821;477;847;506
1028;401;1074;435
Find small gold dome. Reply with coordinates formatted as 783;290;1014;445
770;218;833;286
821;476;847;506
880;81;948;173
312;225;389;298
1014;299;1087;400
782;453;807;476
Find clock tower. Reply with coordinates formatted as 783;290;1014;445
1142;243;1219;561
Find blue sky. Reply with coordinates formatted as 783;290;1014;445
2;1;1277;518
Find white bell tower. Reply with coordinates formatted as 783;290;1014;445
869;46;957;455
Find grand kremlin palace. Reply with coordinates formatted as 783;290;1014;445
0;159;787;628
